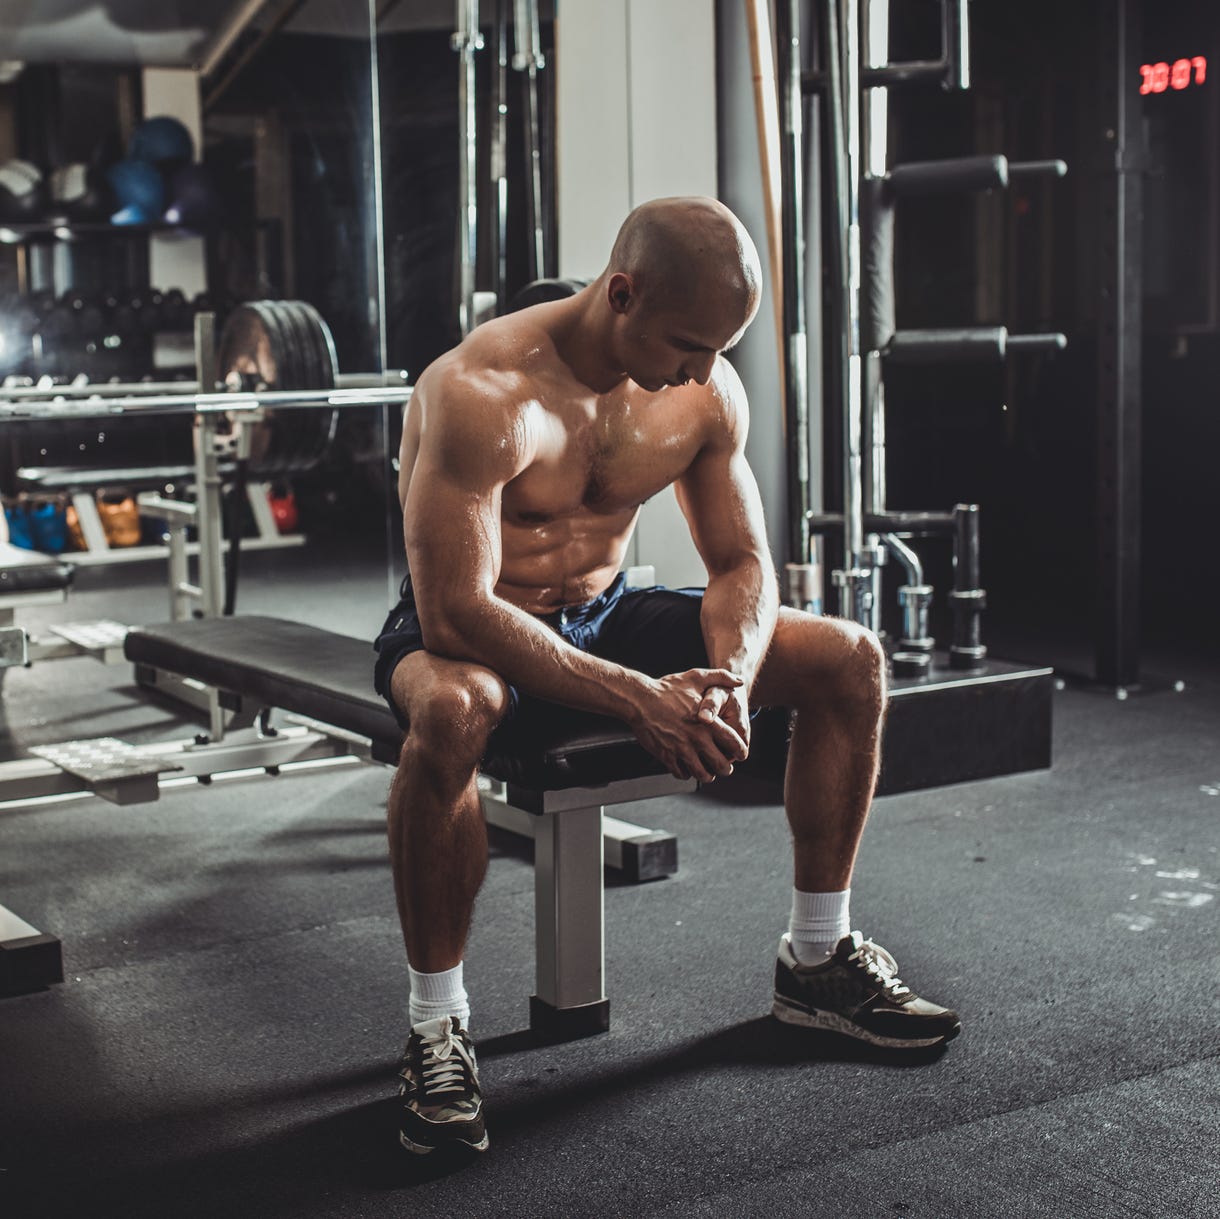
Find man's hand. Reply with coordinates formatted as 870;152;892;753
629;668;749;783
693;681;752;756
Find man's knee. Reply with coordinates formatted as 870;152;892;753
397;657;511;766
839;622;887;709
789;615;886;713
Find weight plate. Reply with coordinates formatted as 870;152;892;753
216;302;282;394
215;299;340;476
292;301;339;390
281;300;339;460
269;300;321;469
277;300;322;392
266;300;311;390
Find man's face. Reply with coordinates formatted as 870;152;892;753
612;276;757;393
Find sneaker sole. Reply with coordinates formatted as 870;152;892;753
399;1129;490;1156
772;994;959;1048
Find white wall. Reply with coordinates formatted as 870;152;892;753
142;67;207;298
556;0;717;588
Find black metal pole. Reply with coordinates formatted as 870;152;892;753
949;503;987;669
776;0;811;569
1094;0;1143;690
491;0;510;310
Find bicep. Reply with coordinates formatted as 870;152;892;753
403;455;503;601
675;442;770;577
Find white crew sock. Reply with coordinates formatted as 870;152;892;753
408;962;471;1029
788;887;852;965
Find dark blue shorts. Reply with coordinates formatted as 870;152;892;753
372;572;708;731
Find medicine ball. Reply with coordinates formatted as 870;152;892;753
0;159;47;223
163;164;222;231
107;159;164;225
48;163;113;223
128;115;194;177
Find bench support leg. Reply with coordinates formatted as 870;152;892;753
1;903;63;998
530;802;610;1041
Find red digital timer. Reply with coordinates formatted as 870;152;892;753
1139;57;1207;94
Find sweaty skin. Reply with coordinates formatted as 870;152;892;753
395;200;779;782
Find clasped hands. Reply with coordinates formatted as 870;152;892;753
631;667;751;784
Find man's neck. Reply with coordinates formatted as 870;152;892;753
552;280;631;396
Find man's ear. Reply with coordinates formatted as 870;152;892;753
607;272;635;315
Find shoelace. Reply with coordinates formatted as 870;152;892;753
413;1024;478;1096
848;937;912;999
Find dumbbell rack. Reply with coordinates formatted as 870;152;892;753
0;333;409;571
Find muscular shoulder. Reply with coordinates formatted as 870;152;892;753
413;320;552;481
700;355;750;451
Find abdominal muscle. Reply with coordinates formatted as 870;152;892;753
496;508;639;614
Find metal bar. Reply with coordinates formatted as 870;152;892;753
0;728;358;809
245;480;279;541
0;386;413;421
192;415;224;620
824;0;870;622
492;0;510;309
948;503;987;669
368;0;390;376
860;0;889;530
454;0;483;335
54;533;304;569
775;0;811;572
809;509;957;533
479;790;677;880
0;372;409;402
532;804;605;1010
513;0;546;282
166;521;194;620
203;0;306;113
1095;0;1143;690
71;492;110;552
199;0;273;78
943;0;970;91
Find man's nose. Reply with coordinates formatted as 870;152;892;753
690;353;716;385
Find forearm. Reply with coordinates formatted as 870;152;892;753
701;557;779;692
426;595;650;722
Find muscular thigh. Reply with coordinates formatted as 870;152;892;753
751;609;882;708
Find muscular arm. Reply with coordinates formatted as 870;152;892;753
675;360;779;696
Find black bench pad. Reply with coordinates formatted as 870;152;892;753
0;542;74;594
123;615;668;792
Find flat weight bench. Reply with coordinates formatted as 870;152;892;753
123;615;693;1040
0;540;128;666
0;540;77;666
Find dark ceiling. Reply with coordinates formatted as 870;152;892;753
0;1;467;67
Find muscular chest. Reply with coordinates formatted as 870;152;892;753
505;397;700;521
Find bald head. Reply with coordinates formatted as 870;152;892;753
606;196;762;320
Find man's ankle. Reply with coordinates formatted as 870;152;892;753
408;961;470;1028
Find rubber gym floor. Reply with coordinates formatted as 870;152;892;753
1;540;1216;1219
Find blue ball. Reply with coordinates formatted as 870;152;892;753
106;159;164;224
128;116;194;171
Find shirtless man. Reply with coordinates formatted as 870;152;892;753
374;197;960;1157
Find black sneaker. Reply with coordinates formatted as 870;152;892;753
772;931;962;1048
397;1016;489;1155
